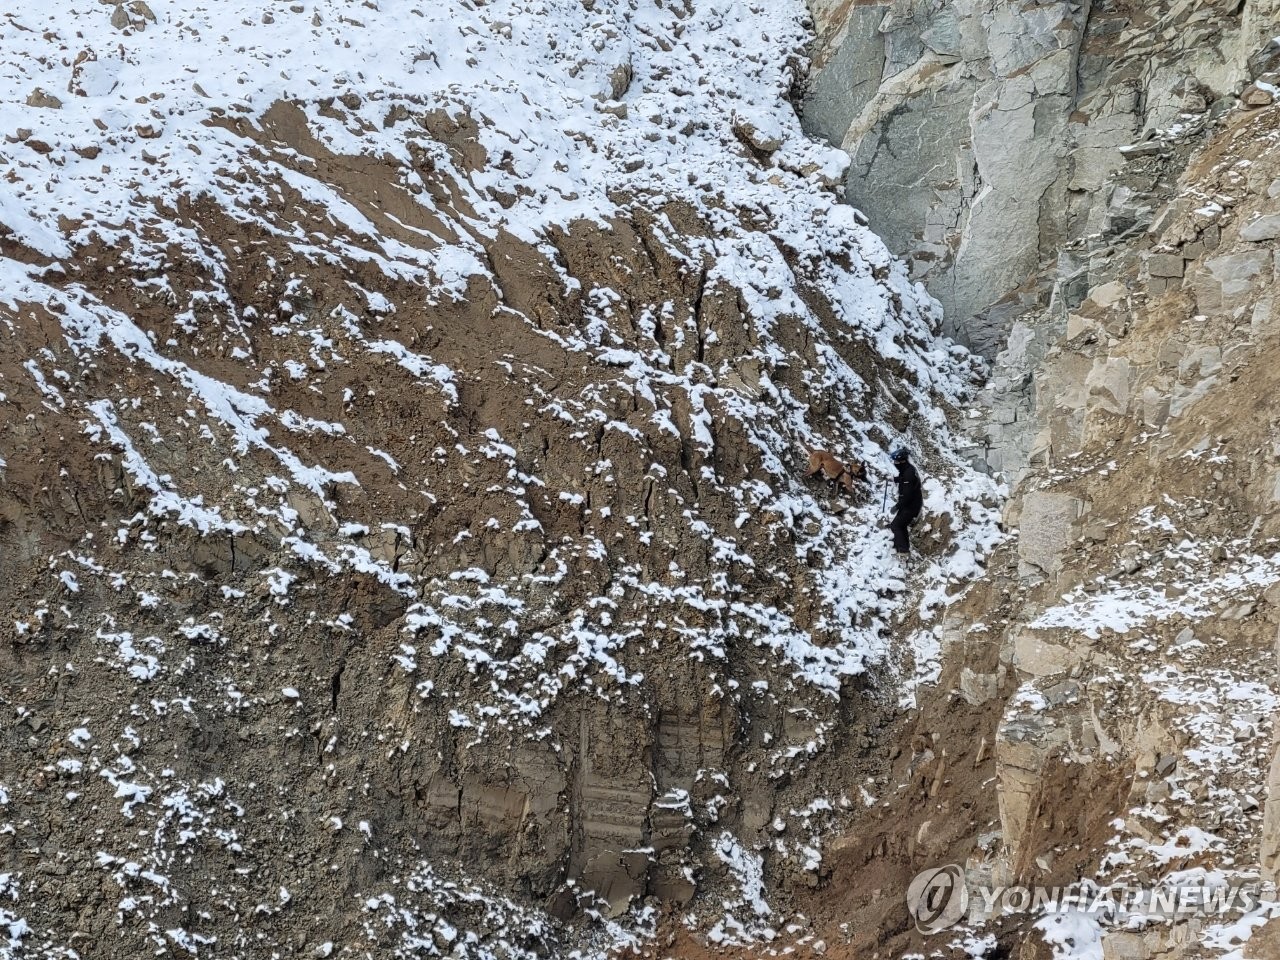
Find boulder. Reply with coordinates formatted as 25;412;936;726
732;111;783;154
1240;214;1280;242
25;88;62;109
1017;491;1084;577
1086;357;1131;417
1241;82;1276;108
1147;253;1185;278
1011;630;1074;677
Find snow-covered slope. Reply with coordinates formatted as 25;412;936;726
0;1;999;955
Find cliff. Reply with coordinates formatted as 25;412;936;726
798;2;1280;958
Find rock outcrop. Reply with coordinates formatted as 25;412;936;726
1;0;1277;957
804;0;1280;361
970;99;1280;959
800;4;1280;959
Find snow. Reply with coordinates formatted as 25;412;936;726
1035;909;1104;960
0;871;32;954
709;832;774;945
1031;550;1280;639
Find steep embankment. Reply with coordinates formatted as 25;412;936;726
794;3;1280;959
0;2;1001;957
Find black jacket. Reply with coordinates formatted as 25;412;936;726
894;460;923;516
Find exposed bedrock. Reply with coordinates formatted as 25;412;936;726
804;0;1280;362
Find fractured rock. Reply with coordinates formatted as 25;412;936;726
1240;214;1280;242
1017;491;1084;578
1147;253;1185;279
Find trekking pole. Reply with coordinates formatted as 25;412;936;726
881;478;889;515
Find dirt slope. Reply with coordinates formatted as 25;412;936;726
0;2;1001;957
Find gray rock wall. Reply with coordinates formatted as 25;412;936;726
803;0;1270;359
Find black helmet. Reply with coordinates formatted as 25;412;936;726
890;447;909;462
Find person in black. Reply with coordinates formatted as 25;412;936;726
890;447;922;556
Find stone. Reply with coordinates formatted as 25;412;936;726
1169;376;1218;419
920;9;962;61
1145;779;1171;802
960;667;998;706
1086;357;1131;416
1179;346;1221;381
1240;214;1280;242
1195;250;1270;312
1066;314;1097;340
1017;491;1084;577
25;88;62;109
1241;83;1276;108
732;112;783;153
995;705;1087;869
1119;141;1168;158
1087;280;1129;309
1222;600;1256;621
1147;253;1185;278
1012;630;1073;677
607;62;632;101
1140;387;1170;428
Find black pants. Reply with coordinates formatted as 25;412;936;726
891;507;920;554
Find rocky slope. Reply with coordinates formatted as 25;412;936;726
791;3;1280;960
2;1;1277;959
0;2;1003;958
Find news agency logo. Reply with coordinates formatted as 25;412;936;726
907;865;1280;934
906;864;968;933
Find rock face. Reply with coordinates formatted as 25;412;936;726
804;0;1280;358
0;0;1276;957
811;95;1280;960
974;105;1280;958
798;4;1280;959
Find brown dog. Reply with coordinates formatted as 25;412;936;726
805;447;866;494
